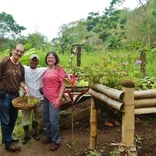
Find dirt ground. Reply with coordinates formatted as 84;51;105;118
1;98;156;156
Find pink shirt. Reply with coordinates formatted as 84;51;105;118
43;68;65;104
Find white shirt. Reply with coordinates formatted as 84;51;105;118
24;65;46;100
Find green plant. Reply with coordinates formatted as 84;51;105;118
135;76;156;90
11;111;24;138
135;134;143;144
81;55;132;89
109;148;118;156
87;149;101;156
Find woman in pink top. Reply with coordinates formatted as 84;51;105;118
41;51;65;151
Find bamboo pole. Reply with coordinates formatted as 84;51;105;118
120;80;138;156
135;107;156;114
89;97;97;149
122;80;135;146
89;84;124;101
88;89;124;111
135;98;156;108
134;90;156;99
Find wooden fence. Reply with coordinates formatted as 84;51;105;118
88;80;156;156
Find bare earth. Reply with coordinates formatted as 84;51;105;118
1;98;156;156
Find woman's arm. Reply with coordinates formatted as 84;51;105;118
58;82;65;100
54;82;65;109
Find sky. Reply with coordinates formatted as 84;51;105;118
0;0;139;41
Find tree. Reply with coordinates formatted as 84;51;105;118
126;0;155;46
25;33;48;49
0;12;26;49
0;12;26;39
52;33;73;54
85;0;127;49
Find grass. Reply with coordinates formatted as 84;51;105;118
1;49;155;76
12;111;25;138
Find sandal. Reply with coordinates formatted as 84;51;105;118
5;144;21;152
50;143;59;151
32;133;40;141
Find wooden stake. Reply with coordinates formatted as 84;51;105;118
89;97;97;149
122;80;135;146
120;80;138;156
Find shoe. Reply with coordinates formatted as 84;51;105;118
22;137;30;144
41;137;51;144
5;144;21;152
50;143;59;151
32;133;40;141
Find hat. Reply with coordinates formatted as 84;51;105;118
29;54;40;61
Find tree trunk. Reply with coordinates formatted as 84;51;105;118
77;46;81;67
140;51;146;78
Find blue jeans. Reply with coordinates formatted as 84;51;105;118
43;97;60;145
0;93;19;146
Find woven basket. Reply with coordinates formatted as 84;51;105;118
12;96;40;110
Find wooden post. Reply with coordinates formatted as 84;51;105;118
89;97;97;149
66;47;77;68
118;80;138;155
77;46;81;67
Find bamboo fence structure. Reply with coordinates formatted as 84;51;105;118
88;81;156;155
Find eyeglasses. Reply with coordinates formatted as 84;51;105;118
16;49;24;54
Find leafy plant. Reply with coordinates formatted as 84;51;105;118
81;55;132;89
135;76;156;90
87;149;101;156
109;148;118;156
135;134;143;144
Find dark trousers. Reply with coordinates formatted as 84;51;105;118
0;93;19;146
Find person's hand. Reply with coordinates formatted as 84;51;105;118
1;56;9;62
56;64;63;69
53;98;61;109
23;86;29;94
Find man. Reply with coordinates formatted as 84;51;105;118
21;54;46;144
0;44;29;152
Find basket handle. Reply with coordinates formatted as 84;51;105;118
27;92;30;104
22;93;30;104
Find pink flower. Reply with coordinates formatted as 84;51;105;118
136;60;142;64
